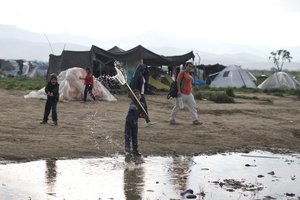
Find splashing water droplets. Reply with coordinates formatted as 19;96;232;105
112;66;127;85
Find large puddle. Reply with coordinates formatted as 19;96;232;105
0;151;299;200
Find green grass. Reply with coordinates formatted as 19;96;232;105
209;92;235;103
0;77;46;90
235;95;259;100
193;85;300;104
195;91;234;103
193;85;300;97
225;88;235;97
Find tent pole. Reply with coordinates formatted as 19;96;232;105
99;61;101;76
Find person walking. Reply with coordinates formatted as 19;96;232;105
40;73;59;126
80;67;96;102
169;62;202;125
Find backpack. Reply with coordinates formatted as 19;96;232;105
167;81;178;99
167;74;185;99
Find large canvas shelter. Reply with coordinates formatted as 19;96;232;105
25;67;116;101
47;45;194;82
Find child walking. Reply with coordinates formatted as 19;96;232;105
124;89;144;156
40;73;59;126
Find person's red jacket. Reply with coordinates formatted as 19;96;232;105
85;73;93;86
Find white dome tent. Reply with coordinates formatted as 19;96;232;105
209;65;256;88
258;72;300;89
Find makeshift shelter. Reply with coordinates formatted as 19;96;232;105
209;65;257;88
25;67;117;101
163;51;195;67
197;63;227;81
0;59;19;77
257;72;300;89
47;45;194;83
47;51;93;80
27;61;48;77
107;46;125;53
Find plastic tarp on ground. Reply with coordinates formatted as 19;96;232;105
148;76;170;90
24;67;117;101
258;72;300;89
161;74;173;86
209;65;256;88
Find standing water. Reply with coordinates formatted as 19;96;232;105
0;151;299;200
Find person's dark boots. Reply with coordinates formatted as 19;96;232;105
40;121;47;124
52;121;58;126
132;151;141;157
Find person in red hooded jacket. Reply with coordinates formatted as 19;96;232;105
80;67;96;102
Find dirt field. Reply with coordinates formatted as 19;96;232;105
0;89;300;162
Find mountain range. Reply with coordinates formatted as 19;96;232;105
0;24;299;71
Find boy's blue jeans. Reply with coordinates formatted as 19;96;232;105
124;120;138;152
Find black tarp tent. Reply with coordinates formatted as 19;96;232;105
107;46;125;53
47;45;194;80
164;51;195;67
47;50;93;79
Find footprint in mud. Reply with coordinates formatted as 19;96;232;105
292;132;300;139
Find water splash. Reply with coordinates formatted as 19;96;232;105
112;61;127;85
113;67;126;85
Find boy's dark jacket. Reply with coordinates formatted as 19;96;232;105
45;82;59;101
129;64;149;93
126;101;145;123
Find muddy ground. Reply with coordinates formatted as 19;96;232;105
0;89;300;161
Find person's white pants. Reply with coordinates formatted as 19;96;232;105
170;93;198;122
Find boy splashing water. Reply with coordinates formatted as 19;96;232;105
124;89;144;157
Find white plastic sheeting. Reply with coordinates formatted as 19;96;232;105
258;72;300;89
24;67;117;101
209;65;257;88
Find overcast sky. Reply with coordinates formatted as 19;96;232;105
1;0;300;47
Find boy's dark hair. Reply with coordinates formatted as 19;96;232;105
86;67;91;71
133;89;140;94
50;73;57;80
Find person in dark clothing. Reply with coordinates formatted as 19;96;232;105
124;89;144;157
175;65;181;79
129;64;149;113
168;66;173;76
40;73;59;126
80;67;96;102
17;60;24;76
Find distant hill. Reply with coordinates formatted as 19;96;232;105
0;24;91;60
0;24;299;70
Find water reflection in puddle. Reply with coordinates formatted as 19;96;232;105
0;151;299;200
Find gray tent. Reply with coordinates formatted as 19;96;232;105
210;65;257;88
258;72;300;89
